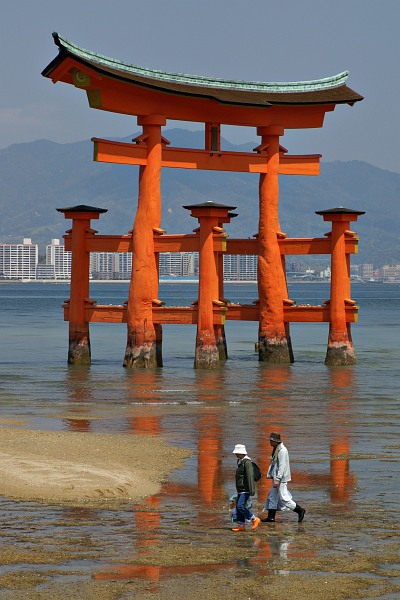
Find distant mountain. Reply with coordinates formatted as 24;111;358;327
0;129;398;267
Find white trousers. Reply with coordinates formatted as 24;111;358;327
264;481;296;512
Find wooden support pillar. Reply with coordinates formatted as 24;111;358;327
57;205;107;365
316;207;364;365
214;248;227;361
184;201;235;369
257;126;293;363
205;119;227;363
215;210;237;361
124;115;166;368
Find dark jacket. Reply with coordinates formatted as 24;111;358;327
235;457;255;496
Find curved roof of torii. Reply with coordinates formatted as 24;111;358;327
42;33;363;108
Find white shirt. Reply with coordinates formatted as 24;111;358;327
267;443;291;483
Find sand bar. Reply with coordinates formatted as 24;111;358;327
0;427;190;504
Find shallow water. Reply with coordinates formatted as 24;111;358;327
0;282;398;597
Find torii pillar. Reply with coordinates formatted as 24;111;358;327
257;126;293;363
57;204;107;365
124;115;166;368
316;207;365;365
184;201;235;369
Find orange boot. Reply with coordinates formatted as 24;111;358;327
251;517;261;531
231;524;246;532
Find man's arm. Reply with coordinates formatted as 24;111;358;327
275;446;289;484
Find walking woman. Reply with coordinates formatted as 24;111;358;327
231;443;261;532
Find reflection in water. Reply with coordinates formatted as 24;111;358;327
133;495;161;551
61;357;356;581
328;368;356;506
64;366;93;432
93;533;312;583
253;364;356;511
0;282;398;593
125;370;163;435
255;365;292;502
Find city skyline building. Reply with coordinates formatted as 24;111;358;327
46;238;71;280
0;237;398;283
0;238;38;280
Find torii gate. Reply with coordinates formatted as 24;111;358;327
42;33;364;369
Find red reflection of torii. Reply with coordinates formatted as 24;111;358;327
254;365;356;510
63;367;93;432
255;365;291;501
94;533;316;584
127;370;163;436
328;368;356;506
195;371;225;527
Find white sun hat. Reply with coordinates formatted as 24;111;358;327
232;444;247;455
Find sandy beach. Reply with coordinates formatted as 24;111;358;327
0;428;190;504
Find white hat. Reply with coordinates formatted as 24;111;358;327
233;444;247;455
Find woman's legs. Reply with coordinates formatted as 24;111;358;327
236;492;253;525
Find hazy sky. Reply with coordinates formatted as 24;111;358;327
1;1;400;172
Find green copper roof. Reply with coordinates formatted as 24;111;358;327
50;33;350;93
42;33;363;108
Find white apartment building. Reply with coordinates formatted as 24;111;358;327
223;254;258;281
159;252;198;278
46;239;71;280
90;252;133;280
0;238;38;280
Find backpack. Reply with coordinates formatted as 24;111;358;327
252;461;262;482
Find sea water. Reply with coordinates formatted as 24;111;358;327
0;281;398;588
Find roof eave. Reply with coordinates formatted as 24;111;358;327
42;33;363;108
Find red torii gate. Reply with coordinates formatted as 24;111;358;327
43;33;364;369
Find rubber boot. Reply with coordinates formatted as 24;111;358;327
261;509;276;522
293;504;306;523
231;524;246;532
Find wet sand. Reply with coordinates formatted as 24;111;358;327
0;508;398;599
0;427;397;598
0;427;190;503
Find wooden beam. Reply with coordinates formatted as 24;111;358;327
92;138;321;175
65;233;231;253
64;234;358;255
92;80;332;128
278;237;359;255
64;303;358;324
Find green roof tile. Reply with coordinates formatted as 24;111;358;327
52;33;350;94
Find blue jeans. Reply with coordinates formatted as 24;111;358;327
236;492;254;525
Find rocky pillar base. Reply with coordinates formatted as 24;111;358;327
258;334;293;363
325;341;356;366
123;329;162;369
195;331;220;369
68;329;91;365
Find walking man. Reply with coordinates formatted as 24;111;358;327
231;444;261;532
262;432;306;523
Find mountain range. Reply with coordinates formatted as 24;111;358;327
0;128;398;267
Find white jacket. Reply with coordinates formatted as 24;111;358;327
267;443;291;483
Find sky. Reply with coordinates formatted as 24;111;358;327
1;0;400;173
